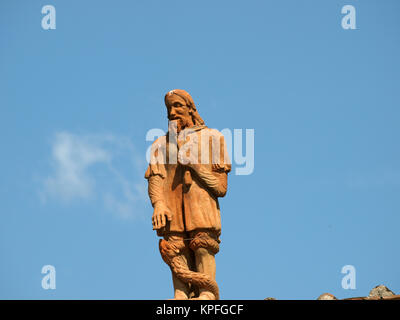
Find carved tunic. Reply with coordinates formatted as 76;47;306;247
145;126;231;235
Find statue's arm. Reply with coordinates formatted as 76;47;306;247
145;137;168;208
146;173;172;230
186;131;230;197
147;174;165;207
190;165;228;198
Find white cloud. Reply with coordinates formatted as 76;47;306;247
43;132;111;200
42;131;148;219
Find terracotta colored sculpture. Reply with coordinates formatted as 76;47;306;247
145;89;231;300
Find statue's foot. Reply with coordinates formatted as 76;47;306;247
191;291;216;300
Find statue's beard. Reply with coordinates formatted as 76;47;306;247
175;118;191;133
168;119;183;135
176;119;185;132
169;116;194;134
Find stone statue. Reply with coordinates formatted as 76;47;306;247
145;89;231;300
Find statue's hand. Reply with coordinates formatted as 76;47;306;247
152;202;172;230
177;149;200;171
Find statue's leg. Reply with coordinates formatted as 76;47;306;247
189;230;220;300
163;233;193;300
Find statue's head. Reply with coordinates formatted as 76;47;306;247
164;89;205;132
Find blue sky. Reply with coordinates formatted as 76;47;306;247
1;0;399;299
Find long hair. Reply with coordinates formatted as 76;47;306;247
164;89;205;126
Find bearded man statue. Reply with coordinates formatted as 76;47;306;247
145;89;231;300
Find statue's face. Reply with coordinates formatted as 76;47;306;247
165;95;193;131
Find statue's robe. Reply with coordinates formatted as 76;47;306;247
145;126;231;236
